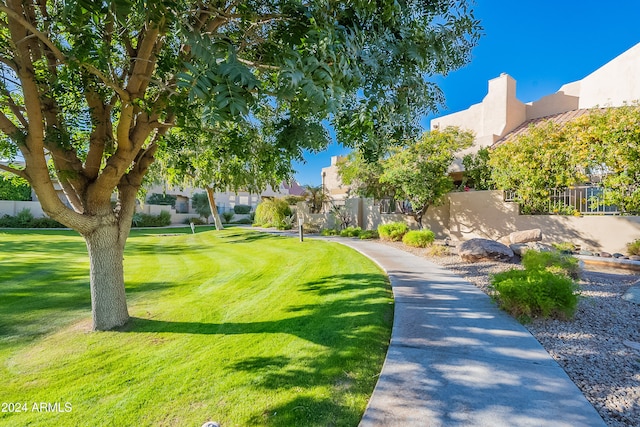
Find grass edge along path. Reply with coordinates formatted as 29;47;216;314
0;227;393;426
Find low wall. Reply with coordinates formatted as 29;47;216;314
448;190;640;254
0;201;46;217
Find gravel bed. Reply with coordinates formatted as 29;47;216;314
378;240;640;427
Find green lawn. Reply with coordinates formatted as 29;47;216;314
0;227;393;426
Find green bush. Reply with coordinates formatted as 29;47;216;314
253;198;292;228
320;228;339;236
551;242;577;254
0;209;65;228
221;211;235;223
132;210;172;227
490;269;579;323
522;250;580;279
146;193;176;207
340;226;362;237
378;222;409;241
233;204;251;214
628;239;640;256
234;217;252;225
359;230;379;240
184;217;206;225
402;229;435;248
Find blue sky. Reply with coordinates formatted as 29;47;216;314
292;0;640;186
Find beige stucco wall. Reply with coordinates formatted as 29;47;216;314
432;42;640;164
448;190;640;254
577;42;640;108
0;201;46;218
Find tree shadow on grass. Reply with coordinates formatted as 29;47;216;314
217;230;282;244
118;273;393;426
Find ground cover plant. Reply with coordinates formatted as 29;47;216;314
490;250;580;323
628;239;640;256
402;230;436;248
378;222;409;242
0;228;392;426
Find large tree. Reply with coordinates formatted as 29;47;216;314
0;1;481;330
380;127;474;227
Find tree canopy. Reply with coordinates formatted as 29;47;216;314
338;127;474;227
0;0;481;330
490;106;640;214
380;127;474;227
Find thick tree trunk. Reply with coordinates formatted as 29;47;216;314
84;224;129;331
206;186;224;230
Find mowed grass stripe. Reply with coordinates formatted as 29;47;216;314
0;227;392;426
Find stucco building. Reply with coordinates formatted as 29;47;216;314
430;42;640;175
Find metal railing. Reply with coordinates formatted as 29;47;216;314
504;186;621;215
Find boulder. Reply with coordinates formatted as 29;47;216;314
630;255;640;261
509;228;542;244
510;242;555;256
459;238;514;262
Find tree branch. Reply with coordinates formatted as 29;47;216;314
0;163;28;179
0;85;28;128
0;109;21;137
0;4;65;64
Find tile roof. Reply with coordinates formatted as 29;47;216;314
492;109;595;147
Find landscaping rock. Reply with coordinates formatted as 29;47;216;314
622;280;640;305
510;242;554;256
630;255;640;261
459;238;514;262
509;228;542;244
613;253;624;258
579;249;594;256
600;251;612;258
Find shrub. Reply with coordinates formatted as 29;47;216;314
378;222;409;241
340;226;362;237
132;210;172;227
0;209;65;228
233;204;251;214
320;228;339;236
30;217;65;228
490;269;579;323
234;217;252;225
628;239;640;256
359;230;379;240
146;193;176;207
402;229;435;248
522;250;580;280
222;211;235;223
191;193;211;221
184;217;206;225
426;244;449;256
279;215;295;230
551;242;577;254
254;198;292;228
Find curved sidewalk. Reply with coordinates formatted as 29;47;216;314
328;238;606;427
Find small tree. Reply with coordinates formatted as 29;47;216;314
380;127;474;228
337;152;394;201
304;184;329;214
191;193;211;224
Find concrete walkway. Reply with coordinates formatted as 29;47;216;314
324;238;607;427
